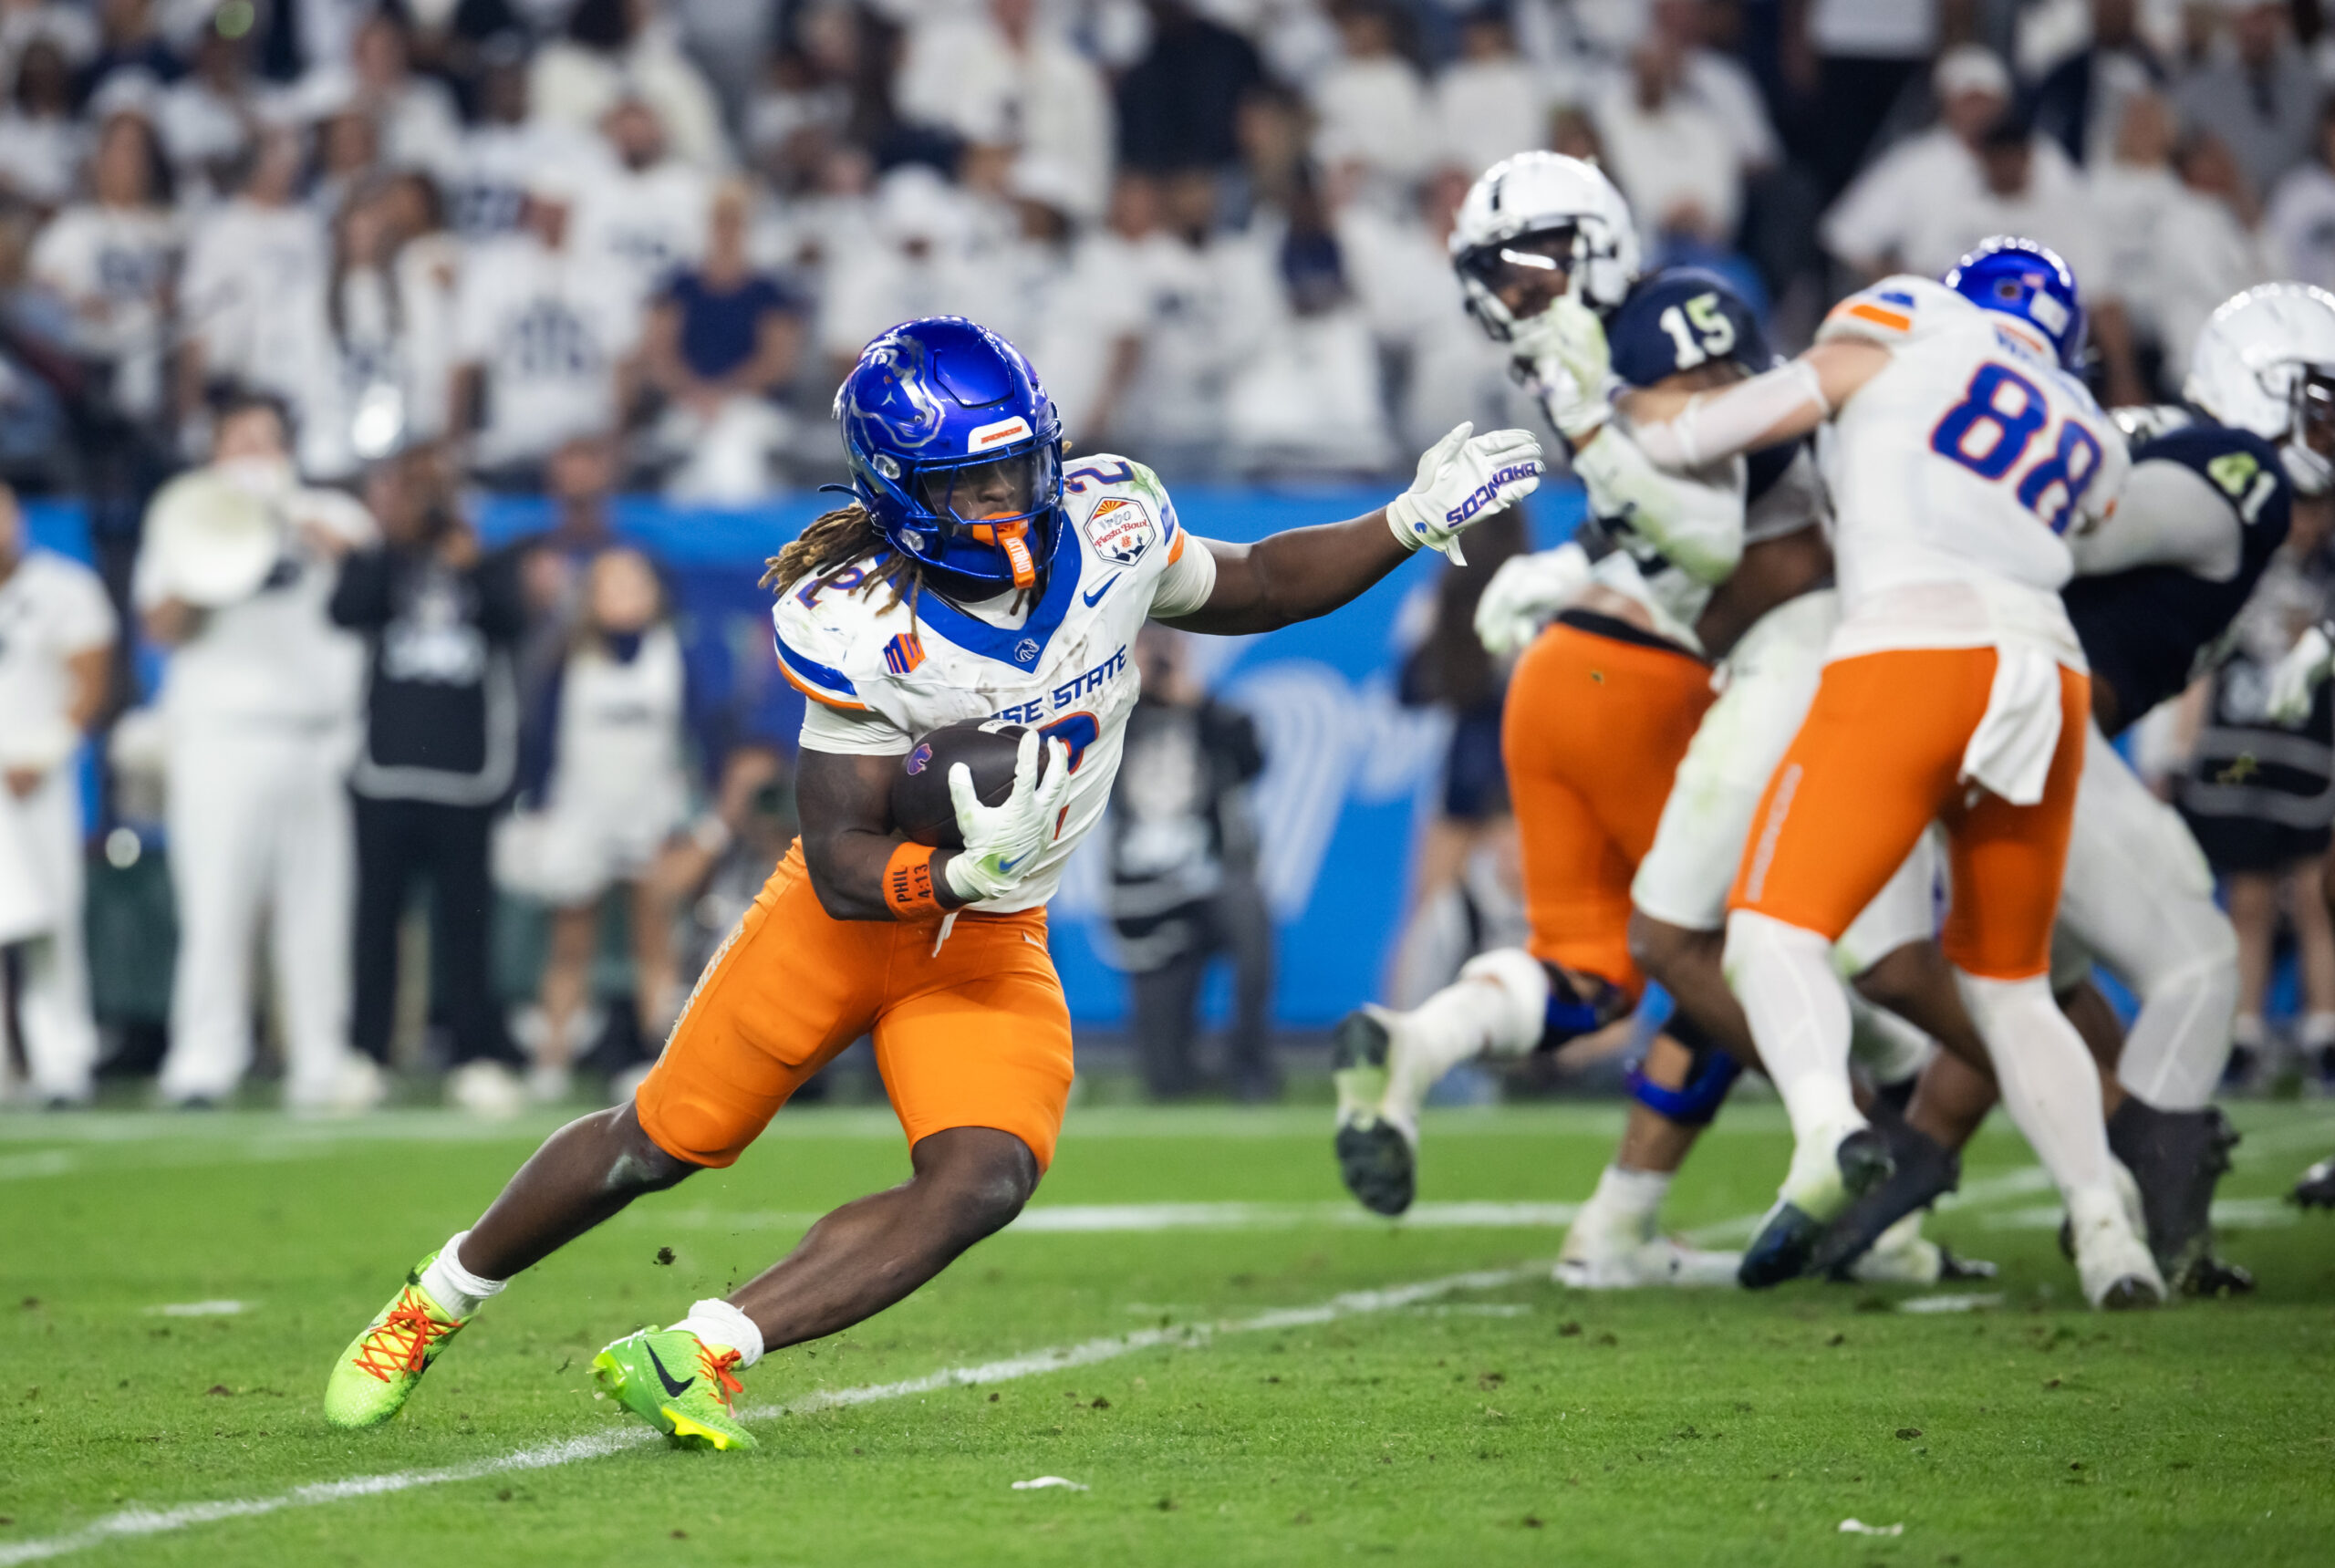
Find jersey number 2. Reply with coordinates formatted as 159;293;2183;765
1928;363;2103;535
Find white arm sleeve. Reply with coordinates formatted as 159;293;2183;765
1572;425;1748;585
1147;535;1220;621
2066;459;2245;581
798;700;914;756
1630;359;1832;470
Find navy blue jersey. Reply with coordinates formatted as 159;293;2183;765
1607;267;1799;504
2061;420;2291;735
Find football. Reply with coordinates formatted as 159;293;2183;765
889;719;1051;847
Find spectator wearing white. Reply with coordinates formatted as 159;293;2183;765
1334;164;1521;452
573;98;711;310
1654;0;1783;173
1820;45;2027;279
449;162;642;484
1224;175;1391;476
2028;0;2169;169
177;128;327;434
815;164;995;380
0;0;98;88
643;179;803;502
1592;25;1745;254
346;11;462;181
444;44;598;242
0;481;115;1106
156;13;264;203
1114;166;1280;478
377;171;462;451
134;394;381;1110
1428;7;1551;183
493;547;690;1105
1309;0;1432;196
27;108;178;425
530;0;729;171
2091;88;2191;355
0;37;85;213
2266;99;2335;293
2172;0;2319;207
981;155;1147;448
896;0;1115;222
2151;134;2278;385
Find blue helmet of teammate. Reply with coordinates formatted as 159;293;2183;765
1943;236;2086;371
834;317;1064;592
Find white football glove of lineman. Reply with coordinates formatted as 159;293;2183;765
2266;624;2335;726
1474;543;1594;658
1385;421;1545;566
1509;291;1613;442
945;730;1074;904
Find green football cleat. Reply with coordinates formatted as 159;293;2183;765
592;1327;757;1451
323;1251;469;1429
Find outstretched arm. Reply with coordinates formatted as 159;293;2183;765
1627;339;1887;470
1158;423;1542;636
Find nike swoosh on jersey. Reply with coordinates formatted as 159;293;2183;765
1081;574;1122;607
645;1342;695;1398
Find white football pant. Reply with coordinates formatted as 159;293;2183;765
0;766;99;1100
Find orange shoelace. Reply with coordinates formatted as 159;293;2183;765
696;1343;745;1409
350;1289;458;1384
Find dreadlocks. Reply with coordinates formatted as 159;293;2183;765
762;502;925;619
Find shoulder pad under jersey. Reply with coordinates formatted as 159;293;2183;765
771;555;893;712
1814;275;1975;349
1608;267;1773;388
2131;421;2292;536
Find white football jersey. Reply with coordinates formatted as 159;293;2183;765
0;549;115;753
774;458;1212;913
1816;275;2128;648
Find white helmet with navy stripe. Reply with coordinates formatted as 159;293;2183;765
1450;151;1640;337
2185;282;2335;496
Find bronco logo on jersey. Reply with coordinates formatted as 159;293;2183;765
1082;495;1155;566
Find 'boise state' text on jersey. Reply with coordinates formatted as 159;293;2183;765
2061;412;2291;735
773;457;1198;914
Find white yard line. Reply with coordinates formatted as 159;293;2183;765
642;1199;1582;1235
0;1264;1537;1567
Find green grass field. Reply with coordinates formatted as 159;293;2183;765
5;1097;2334;1567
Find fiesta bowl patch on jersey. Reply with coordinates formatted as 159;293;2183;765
1082;495;1156;566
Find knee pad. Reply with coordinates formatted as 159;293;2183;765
1630;1012;1742;1126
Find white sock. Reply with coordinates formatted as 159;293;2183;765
1579;1163;1670;1237
2304;1012;2335;1054
1385;949;1550;1116
421;1231;509;1318
1956;970;2114;1204
1724;910;1862;1187
672;1298;764;1369
2234;1012;2266;1052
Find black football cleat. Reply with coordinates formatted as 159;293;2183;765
1809;1112;1962;1282
1739;1127;1894;1290
2107;1098;2239;1284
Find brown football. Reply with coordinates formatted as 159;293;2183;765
890;720;1053;848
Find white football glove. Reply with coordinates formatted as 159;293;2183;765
1510;291;1612;442
1474;542;1593;658
1385;421;1545;566
944;729;1074;904
2266;624;2334;726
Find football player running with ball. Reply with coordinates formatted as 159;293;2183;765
322;317;1541;1449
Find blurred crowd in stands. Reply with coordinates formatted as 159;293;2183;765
12;0;2335;1111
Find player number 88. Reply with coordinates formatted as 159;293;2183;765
1927;362;2104;535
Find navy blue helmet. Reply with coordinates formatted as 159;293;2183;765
833;317;1064;592
1943;236;2086;371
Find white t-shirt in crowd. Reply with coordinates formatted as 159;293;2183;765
454;234;642;469
1431;57;1551;184
1115;229;1282;452
132;478;376;731
27;203;180;418
0;549;115;763
0;112;86;208
1310;54;1432;185
2267;161;2335;296
445;119;603;239
1335;204;1525;449
156;78;256;183
1593;73;1744;239
895;14;1114;218
181;197;329;400
572;158;712;306
1820;127;2106;290
1808;0;1935;57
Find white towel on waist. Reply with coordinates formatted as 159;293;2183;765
1959;643;2064;806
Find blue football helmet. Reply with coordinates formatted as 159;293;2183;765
834;317;1064;593
1943;236;2086;371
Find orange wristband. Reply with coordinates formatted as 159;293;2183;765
884;842;943;919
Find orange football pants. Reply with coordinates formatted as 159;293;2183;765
1504;614;1718;997
1728;646;2088;981
635;841;1075;1170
